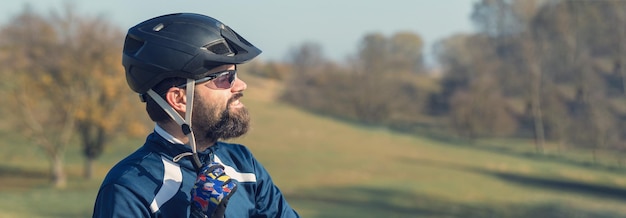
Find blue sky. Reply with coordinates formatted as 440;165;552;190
1;0;476;65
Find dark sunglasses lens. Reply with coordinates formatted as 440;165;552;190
213;71;236;89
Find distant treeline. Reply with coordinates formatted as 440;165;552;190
245;0;626;163
3;0;626;187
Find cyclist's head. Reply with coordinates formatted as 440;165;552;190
122;13;261;95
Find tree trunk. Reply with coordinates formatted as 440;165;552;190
525;39;545;154
51;152;66;188
620;54;626;95
616;17;626;94
530;82;545;154
84;157;94;179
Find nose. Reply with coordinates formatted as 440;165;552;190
232;77;247;92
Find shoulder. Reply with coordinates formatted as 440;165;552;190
100;146;165;191
94;149;164;217
218;141;252;153
215;141;256;161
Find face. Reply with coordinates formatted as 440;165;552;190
190;65;250;142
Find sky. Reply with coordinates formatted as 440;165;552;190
0;0;477;66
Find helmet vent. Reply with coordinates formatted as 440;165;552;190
204;40;233;55
123;35;145;55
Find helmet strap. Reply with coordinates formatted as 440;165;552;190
146;79;203;171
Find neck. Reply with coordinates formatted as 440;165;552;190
157;121;216;151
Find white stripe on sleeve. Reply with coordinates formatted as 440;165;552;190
150;156;183;213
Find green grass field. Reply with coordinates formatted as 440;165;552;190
1;75;626;217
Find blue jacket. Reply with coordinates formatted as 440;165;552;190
93;127;300;218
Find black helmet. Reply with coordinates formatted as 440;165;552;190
122;13;261;94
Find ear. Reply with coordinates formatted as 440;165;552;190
164;87;187;113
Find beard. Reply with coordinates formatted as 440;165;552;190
191;93;250;142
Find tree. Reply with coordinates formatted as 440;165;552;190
434;34;487;116
358;33;389;74
282;42;331;111
516;0;546;153
0;7;75;187
351;32;427;124
449;85;517;139
67;14;148;179
470;0;548;151
388;32;425;73
533;0;624;157
357;32;425;75
287;42;327;76
281;34;431;128
436;33;517;139
0;5;148;185
244;60;291;81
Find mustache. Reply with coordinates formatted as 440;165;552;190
227;92;244;105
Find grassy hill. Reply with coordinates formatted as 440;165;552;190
0;74;625;217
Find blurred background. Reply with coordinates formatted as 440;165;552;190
1;0;626;217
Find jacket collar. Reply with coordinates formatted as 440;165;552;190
151;124;219;165
154;124;184;145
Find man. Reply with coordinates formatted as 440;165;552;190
93;13;300;218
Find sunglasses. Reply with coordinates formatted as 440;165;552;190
177;70;237;90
